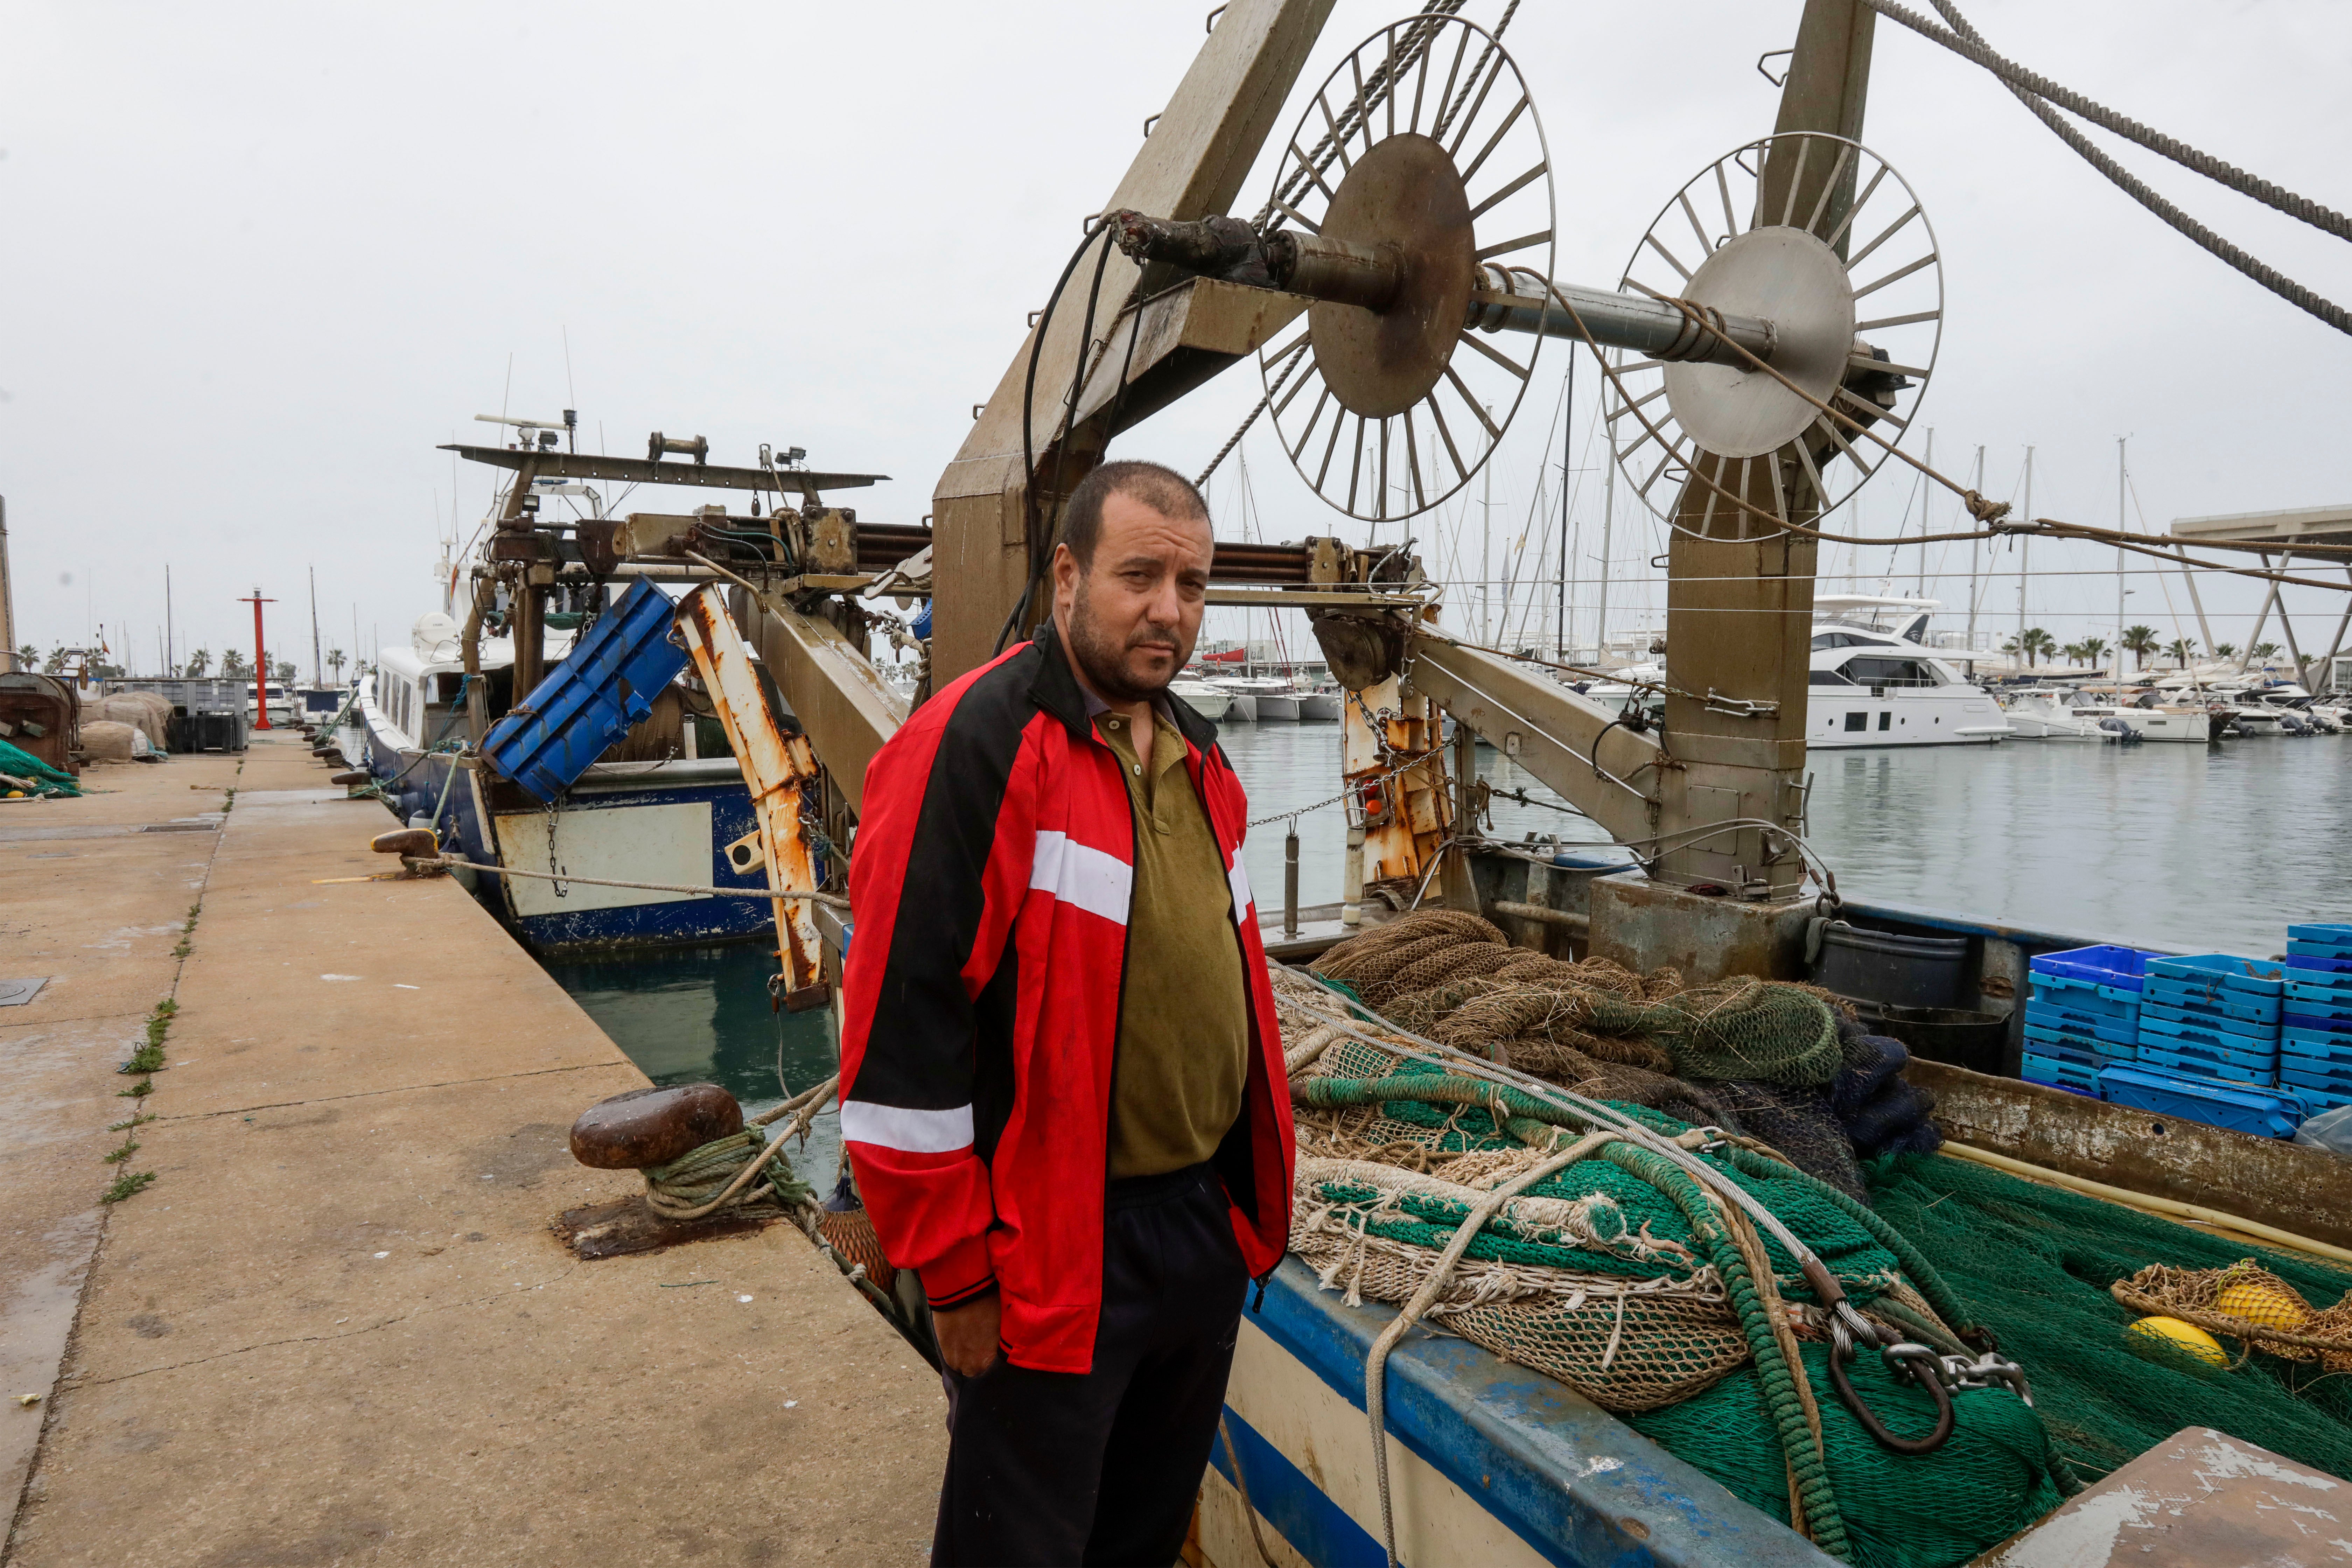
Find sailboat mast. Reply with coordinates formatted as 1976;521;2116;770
1966;446;1983;649
2115;436;2129;686
2017;446;2033;668
1596;428;1615;667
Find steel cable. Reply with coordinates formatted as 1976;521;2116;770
1904;0;2352;336
1856;0;2352;246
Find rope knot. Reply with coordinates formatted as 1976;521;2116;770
1964;491;2015;527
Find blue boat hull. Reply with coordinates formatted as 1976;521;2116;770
357;692;774;955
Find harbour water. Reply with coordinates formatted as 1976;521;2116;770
542;723;2352;1121
539;945;844;1188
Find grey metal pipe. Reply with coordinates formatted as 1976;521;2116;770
1490;899;1591;935
1464;271;1778;367
1283;824;1301;939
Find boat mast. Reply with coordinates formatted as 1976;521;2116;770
2115;436;2128;687
1557;355;1572;660
1596;417;1614;667
2017;446;2033;671
1966;445;1984;650
1479;410;1493;644
1914;427;1933;597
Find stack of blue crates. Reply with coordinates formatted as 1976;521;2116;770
2283;923;2352;1113
2135;954;2285;1086
2024;945;2154;1095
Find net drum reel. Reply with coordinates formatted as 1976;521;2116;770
1603;133;1944;538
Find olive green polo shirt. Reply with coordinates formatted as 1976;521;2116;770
1093;704;1250;1180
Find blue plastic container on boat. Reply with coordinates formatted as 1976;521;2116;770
2288;951;2352;976
2024;1002;2137;1048
2030;945;2159;997
2022;1053;2102;1095
2142;973;2281;1025
2146;953;2287;999
2287;971;2352;1005
2097;1064;2305;1138
2289;922;2352;946
2021;1025;2104;1068
481;580;690;803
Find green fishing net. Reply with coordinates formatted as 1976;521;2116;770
1865;1152;2352;1485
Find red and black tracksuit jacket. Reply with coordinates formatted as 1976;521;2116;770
839;621;1295;1375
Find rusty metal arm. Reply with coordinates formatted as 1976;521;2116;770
675;586;829;1010
1401;634;1664;846
724;585;907;817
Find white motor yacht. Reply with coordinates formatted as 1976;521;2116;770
1804;596;2011;749
1998;690;2102;739
1167;677;1233;721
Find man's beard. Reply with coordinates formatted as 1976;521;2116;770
1068;579;1182;704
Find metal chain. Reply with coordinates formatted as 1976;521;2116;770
544;793;568;899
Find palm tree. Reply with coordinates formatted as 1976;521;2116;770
2252;641;2282;665
2215;642;2239;661
327;648;345;682
220;649;250;680
2061;642;2087;665
2021;628;2057;665
12;643;33;670
183;649;211;678
43;646;66;673
2081;637;2110;670
2163;637;2194;666
2122;625;2159;670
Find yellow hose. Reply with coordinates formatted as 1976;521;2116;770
1942;1142;2352;1269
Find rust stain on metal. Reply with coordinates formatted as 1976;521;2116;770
1340;675;1450;892
678;586;827;1005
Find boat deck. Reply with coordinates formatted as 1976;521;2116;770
1;734;940;1564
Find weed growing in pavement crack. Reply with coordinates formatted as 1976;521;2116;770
102;1141;140;1165
100;1172;156;1204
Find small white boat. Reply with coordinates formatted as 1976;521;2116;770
1999;691;2102;740
1255;691;1302;721
1168;678;1233;721
1212;677;1298;721
2073;700;2215;743
1296;691;1342;721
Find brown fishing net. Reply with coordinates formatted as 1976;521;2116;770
2112;1260;2352;1371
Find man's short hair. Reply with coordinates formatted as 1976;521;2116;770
1056;460;1209;567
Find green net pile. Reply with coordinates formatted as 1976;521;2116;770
1281;924;2352;1566
1284;1009;2067;1567
1865;1153;2352;1484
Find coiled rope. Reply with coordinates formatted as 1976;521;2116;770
641;1075;838;1221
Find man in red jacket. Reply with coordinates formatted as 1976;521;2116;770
840;459;1295;1566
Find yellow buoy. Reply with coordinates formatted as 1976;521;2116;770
2214;1279;2311;1335
2124;1315;2231;1373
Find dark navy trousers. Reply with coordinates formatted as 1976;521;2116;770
931;1163;1247;1567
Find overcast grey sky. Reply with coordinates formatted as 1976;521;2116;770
4;0;2348;674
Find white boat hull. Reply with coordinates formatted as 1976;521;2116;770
1806;686;2010;749
1255;694;1302;721
2120;709;2213;743
1296;692;1342;721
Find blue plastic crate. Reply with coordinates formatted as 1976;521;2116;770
2289;932;2352;962
2021;1026;2103;1068
2030;945;2159;996
2138;1040;2278;1084
2098;1065;2305;1138
2280;1056;2352;1093
2286;972;2352;1006
2283;1026;2352;1060
2288;922;2352;946
2285;1079;2352;1113
2024;1001;2137;1048
2028;971;2143;1017
2287;951;2352;976
480;581;691;803
2022;1053;2102;1094
2140;1010;2279;1056
2146;953;2287;998
2139;1001;2279;1044
2024;1020;2134;1065
2285;1003;2352;1032
2142;973;2282;1024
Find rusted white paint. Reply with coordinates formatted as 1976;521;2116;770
678;585;826;1003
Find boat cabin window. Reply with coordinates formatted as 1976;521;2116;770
1810;669;1857;686
1840;655;1939;688
1843;712;1869;731
1878;712;1893;731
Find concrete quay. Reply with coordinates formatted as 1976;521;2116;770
2;734;941;1566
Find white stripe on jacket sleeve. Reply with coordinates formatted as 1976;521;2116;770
1030;830;1133;925
840;1100;975;1154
